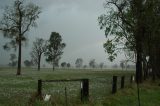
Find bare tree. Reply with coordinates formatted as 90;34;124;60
0;0;41;75
30;38;46;71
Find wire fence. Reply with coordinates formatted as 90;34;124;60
37;74;135;105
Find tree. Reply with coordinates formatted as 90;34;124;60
120;61;125;70
67;63;71;68
75;58;83;68
30;38;46;71
9;53;17;67
24;60;33;67
89;59;96;68
99;62;104;69
45;32;66;71
61;62;67;68
83;65;87;69
98;0;158;82
0;0;41;75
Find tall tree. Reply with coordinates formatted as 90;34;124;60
0;0;41;75
75;58;83;68
45;32;66;71
98;0;151;82
30;38;46;71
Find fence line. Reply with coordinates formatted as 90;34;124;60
37;75;135;102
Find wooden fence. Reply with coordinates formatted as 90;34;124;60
37;75;135;102
37;79;89;102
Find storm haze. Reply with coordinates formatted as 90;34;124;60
0;0;125;67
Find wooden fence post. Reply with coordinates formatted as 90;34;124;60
130;75;135;83
38;79;42;97
112;76;117;94
81;79;89;102
121;76;125;89
65;87;68;106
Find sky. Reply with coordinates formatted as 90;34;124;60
0;0;126;67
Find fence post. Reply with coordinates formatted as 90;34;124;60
65;87;68;106
121;76;125;89
81;79;89;102
112;76;117;94
38;79;42;98
130;75;135;83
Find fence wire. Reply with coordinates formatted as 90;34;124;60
40;75;134;104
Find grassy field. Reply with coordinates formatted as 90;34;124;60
0;68;159;106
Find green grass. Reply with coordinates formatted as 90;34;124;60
102;80;160;106
0;68;159;106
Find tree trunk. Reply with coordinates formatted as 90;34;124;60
17;35;21;75
17;7;22;75
53;64;55;71
38;54;41;71
136;51;143;83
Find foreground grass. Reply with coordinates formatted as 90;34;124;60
102;80;160;106
1;67;159;106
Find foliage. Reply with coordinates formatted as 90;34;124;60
99;62;104;69
8;53;17;67
98;0;136;62
61;62;67;68
0;0;41;75
75;58;83;68
23;60;33;67
45;32;66;70
89;59;96;68
0;0;41;50
67;63;71;68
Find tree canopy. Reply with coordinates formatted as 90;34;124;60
0;0;41;75
45;32;66;71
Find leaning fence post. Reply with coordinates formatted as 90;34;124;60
38;79;42;97
112;76;117;94
121;76;125;89
81;79;89;102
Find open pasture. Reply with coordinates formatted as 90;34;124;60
0;68;134;105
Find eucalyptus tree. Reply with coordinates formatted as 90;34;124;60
45;32;66;71
75;58;83;68
89;59;96;68
98;0;152;82
0;0;41;75
30;38;46;71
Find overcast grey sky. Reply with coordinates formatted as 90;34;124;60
0;0;125;67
